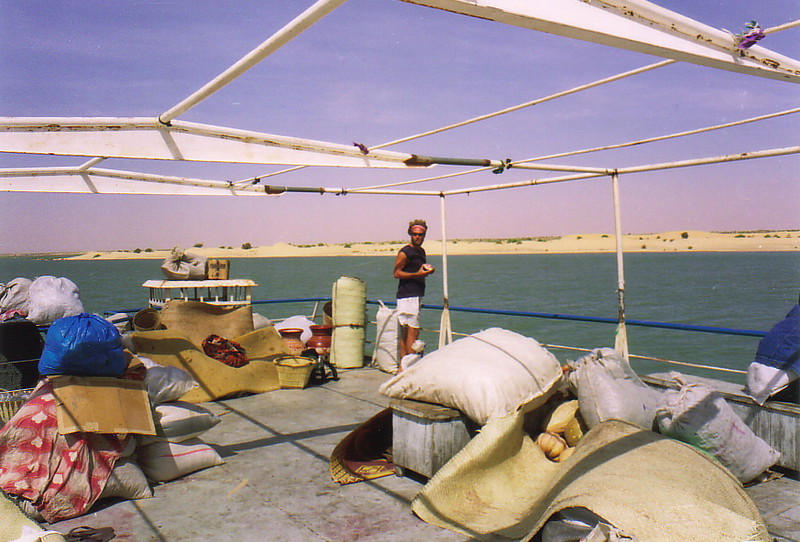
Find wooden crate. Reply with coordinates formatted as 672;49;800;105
390;398;472;478
207;259;230;280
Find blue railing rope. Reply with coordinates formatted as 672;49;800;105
102;296;766;339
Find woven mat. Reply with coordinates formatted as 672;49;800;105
412;414;770;542
330;408;395;484
130;328;281;403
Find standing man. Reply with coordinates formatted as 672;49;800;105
394;219;435;360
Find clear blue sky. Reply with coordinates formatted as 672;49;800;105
1;0;798;253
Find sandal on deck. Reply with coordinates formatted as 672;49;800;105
65;526;116;542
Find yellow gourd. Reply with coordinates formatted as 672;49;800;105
556;446;575;462
564;414;587;447
536;431;567;460
541;399;579;434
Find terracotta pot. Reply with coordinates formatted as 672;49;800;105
279;328;306;356
306;324;333;355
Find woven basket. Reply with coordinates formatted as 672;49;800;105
0;388;33;425
275;356;315;389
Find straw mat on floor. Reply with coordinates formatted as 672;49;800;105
330;408;395;484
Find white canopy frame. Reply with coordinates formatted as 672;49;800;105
1;0;798;350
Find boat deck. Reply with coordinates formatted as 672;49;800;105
45;367;799;542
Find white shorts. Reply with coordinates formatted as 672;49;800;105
396;297;421;328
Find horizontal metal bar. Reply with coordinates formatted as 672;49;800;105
368;299;767;337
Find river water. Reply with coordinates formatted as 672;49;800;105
1;251;797;382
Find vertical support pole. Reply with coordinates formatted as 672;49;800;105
611;172;629;360
439;194;453;348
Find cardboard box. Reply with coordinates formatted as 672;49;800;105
207;259;230;280
50;376;156;435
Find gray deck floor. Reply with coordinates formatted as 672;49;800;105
44;366;799;542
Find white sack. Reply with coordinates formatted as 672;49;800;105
379;328;563;426
0;277;32;313
160;247;207;280
137;438;224;482
745;361;797;406
567;348;662;430
252;312;273;330
151;401;221;443
140;356;199;405
26;276;84;325
275;315;316;343
372;301;399;374
655;374;781;483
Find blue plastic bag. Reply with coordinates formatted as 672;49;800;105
38;313;126;376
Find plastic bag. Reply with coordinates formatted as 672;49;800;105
38;313;126;376
139;356;199;405
0;277;32;314
160;247;207;280
26;276;84;325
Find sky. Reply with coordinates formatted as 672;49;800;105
0;0;798;254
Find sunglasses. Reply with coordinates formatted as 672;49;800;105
410;232;426;237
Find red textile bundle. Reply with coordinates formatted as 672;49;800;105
0;380;127;522
202;334;249;368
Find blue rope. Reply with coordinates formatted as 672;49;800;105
100;296;766;339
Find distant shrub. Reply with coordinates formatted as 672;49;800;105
601;234;609;238
242;242;252;249
344;243;352;248
93;253;101;258
735;234;745;238
133;248;142;253
577;236;582;239
681;232;689;239
144;248;153;252
641;244;646;249
194;243;203;247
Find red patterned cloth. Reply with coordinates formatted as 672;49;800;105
0;379;127;522
202;334;249;368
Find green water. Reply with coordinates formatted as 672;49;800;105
1;252;797;382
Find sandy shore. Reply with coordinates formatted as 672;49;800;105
63;230;799;260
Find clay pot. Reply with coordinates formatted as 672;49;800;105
306;324;333;355
279;328;306;356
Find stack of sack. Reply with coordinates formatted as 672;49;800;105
134;357;224;484
377;329;777;541
0;276;83;324
565;348;781;484
0;313;225;524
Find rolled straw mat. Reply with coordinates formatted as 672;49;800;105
330;408;395;484
412;414;769;542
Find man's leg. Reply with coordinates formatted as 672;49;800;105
403;325;420;357
397;297;421;360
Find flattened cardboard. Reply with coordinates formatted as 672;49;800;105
50;376;156;435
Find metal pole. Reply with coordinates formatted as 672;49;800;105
439;194;453;347
159;0;348;124
611;172;629;360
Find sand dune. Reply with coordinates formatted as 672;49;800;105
65;230;798;260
